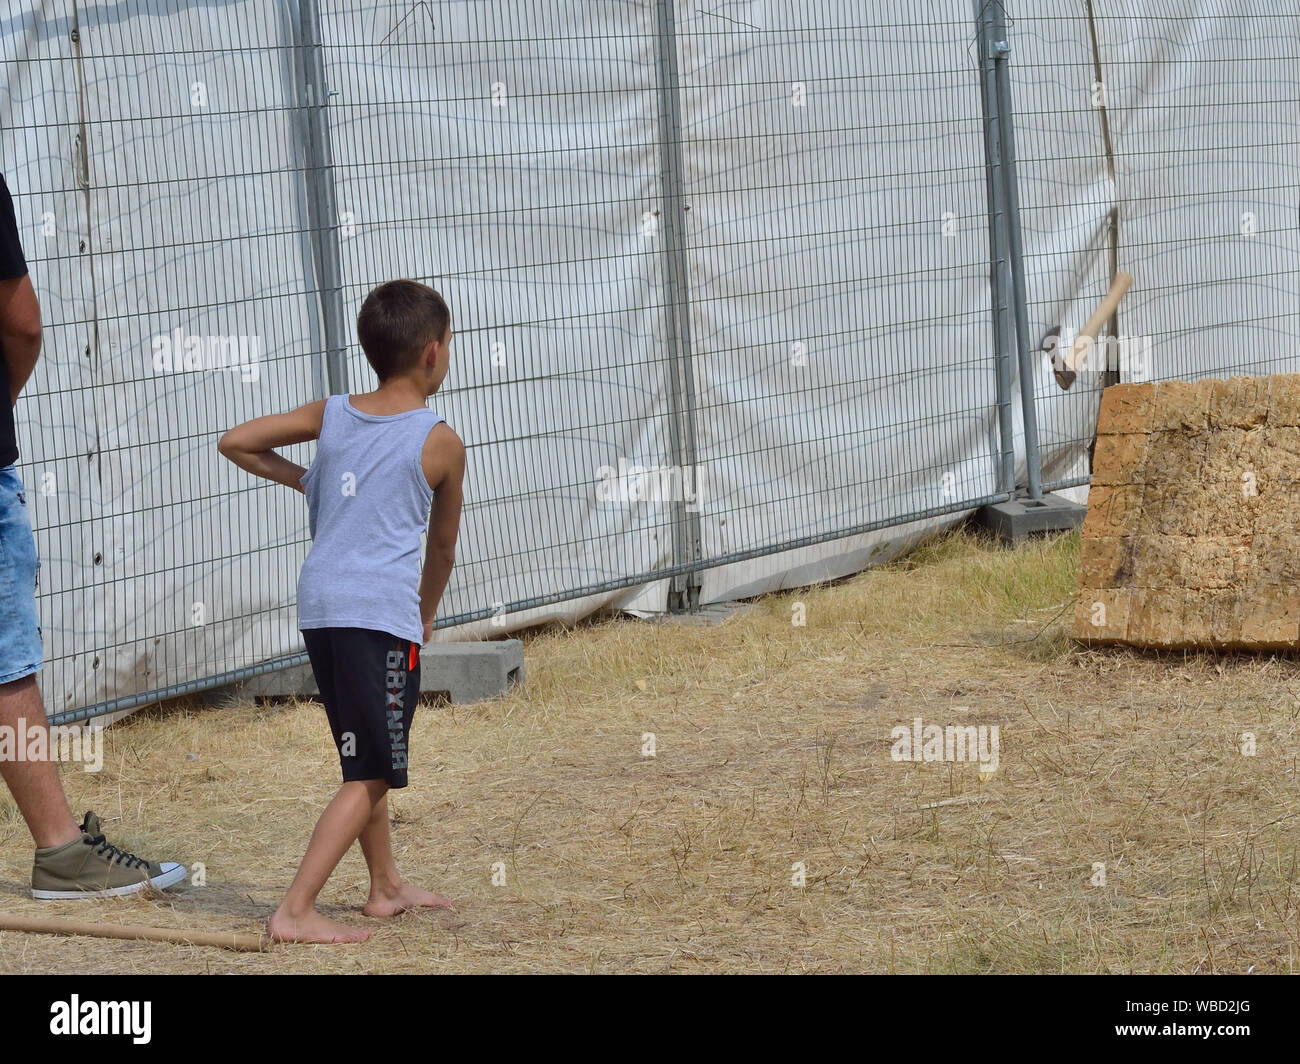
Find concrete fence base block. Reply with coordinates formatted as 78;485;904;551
218;640;524;705
417;640;525;702
976;493;1087;545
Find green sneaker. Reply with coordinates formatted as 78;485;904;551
31;811;187;900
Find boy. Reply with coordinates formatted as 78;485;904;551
219;279;465;943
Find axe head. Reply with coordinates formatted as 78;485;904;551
1042;326;1075;390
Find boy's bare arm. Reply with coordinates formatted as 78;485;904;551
217;399;327;492
419;423;465;641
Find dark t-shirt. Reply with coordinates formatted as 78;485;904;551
0;173;28;467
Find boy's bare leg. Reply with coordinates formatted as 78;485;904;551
359;792;453;916
269;778;388;943
0;676;81;848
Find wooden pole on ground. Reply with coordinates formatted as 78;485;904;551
0;914;267;952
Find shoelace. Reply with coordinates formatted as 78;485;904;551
83;832;148;871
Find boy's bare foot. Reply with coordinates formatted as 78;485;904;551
269;906;371;943
363;881;454;917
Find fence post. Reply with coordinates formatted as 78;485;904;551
653;0;703;611
982;0;1043;499
297;0;349;396
976;2;1015;497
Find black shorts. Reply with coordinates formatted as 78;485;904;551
302;627;421;788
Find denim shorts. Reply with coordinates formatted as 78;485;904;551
0;465;43;684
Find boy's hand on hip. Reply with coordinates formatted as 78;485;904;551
422;619;434;645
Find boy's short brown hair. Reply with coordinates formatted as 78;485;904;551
356;280;450;380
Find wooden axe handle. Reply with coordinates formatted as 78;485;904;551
1066;270;1134;371
0;913;268;952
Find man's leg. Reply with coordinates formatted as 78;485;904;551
0;465;80;849
1;467;185;897
0;675;79;847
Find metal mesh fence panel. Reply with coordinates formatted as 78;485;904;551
6;3;322;719
677;3;1006;569
318;2;679;626
1006;0;1300;492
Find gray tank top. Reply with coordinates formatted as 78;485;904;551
297;394;444;642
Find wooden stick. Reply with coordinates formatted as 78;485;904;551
0;914;267;952
1064;270;1134;373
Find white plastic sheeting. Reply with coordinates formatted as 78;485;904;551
678;2;1001;601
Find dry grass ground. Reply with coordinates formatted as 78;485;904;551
2;527;1299;973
